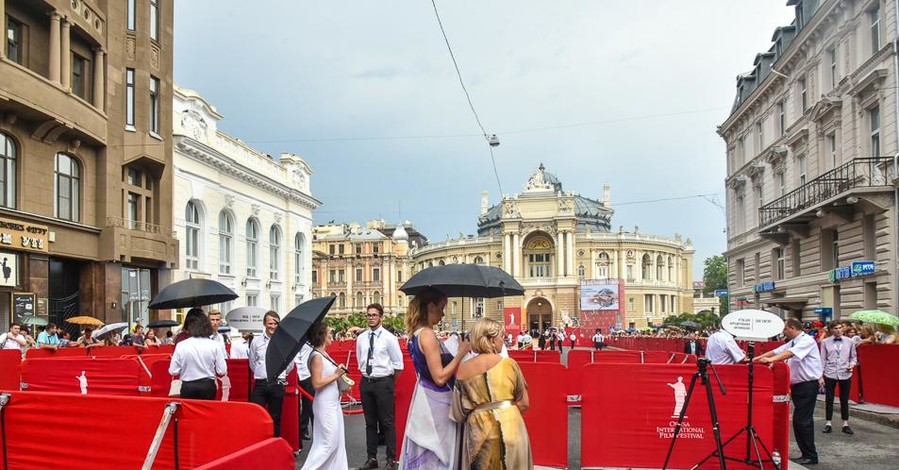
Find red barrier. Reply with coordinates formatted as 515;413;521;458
0;391;274;469
89;345;142;357
394;358;417;461
280;372;301;451
21;357;143;396
193;438;295;469
856;344;899;407
508;350;561;363
581;363;775;470
518;362;568;468
770;362;791;465
0;350;21;390
24;347;86;359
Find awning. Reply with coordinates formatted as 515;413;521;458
762;296;810;308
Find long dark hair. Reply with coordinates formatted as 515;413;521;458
185;309;213;338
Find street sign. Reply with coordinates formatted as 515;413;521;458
714;289;728;297
814;307;833;315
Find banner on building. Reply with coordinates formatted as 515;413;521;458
580;280;621;311
504;307;522;337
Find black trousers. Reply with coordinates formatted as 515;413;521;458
360;376;396;460
250;379;286;437
299;377;316;436
181;378;216;400
824;377;852;421
791;380;819;461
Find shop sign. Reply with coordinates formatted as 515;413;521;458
752;281;776;293
829;260;876;283
0;252;18;287
0;217;50;254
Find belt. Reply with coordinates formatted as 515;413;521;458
362;375;394;383
466;400;514;422
256;378;287;386
183;378;215;384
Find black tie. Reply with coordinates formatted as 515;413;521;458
365;331;375;376
833;338;842;342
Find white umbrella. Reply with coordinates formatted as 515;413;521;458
92;322;128;340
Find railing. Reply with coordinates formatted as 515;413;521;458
106;217;177;237
759;157;891;227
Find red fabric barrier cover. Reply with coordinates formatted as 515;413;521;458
518;362;568;468
507;350;561;363
581;363;774;470
0;349;21;390
856;344;899;407
193;438;295;469
280;372;301;451
22;357;142;396
24;347;86;359
226;359;252;402
149;358;253;402
0;390;273;469
566;350;593;400
89;345;142;357
151;359;175;397
770;362;791;465
394;357;417;460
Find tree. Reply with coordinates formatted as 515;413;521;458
702;254;729;318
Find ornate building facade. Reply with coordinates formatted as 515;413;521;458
412;165;695;332
172;86;320;322
0;0;179;329
720;0;897;322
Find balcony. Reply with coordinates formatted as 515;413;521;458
758;158;893;241
100;217;179;267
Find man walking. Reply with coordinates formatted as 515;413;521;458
249;310;293;437
820;321;857;435
706;327;745;365
755;317;823;466
356;303;403;470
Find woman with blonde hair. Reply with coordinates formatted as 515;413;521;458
399;287;470;470
451;318;532;469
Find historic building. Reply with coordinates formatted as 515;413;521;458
720;0;897;322
411;164;695;333
310;220;423;317
172;86;320;322
0;0;178;329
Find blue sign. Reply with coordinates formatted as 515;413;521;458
714;289;728;297
851;261;875;276
814;307;833;315
754;281;776;293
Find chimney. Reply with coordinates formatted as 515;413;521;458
602;183;611;206
481;191;489;215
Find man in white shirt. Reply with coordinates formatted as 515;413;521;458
705;329;746;365
755;318;824;466
229;332;252;359
355;303;403;470
592;329;605;350
294;342;315;441
207;309;227;353
0;323;28;351
248;310;294;437
819;321;857;435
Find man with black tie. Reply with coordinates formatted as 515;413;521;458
683;332;704;356
356;303;403;470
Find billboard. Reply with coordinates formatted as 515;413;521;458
580;281;620;311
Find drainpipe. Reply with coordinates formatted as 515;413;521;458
893;0;899;315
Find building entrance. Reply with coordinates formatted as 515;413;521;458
526;297;553;333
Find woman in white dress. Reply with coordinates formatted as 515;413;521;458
302;322;349;470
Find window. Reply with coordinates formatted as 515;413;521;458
735;195;745;233
246;294;257;307
354;291;363;307
863;215;876;259
372;267;380;282
656;255;664;280
55;153;80;221
528;253;551;278
626;264;634;281
294;233;305;284
736;259;745;286
578;264;585;279
127;192;139;229
754;185;763;223
328;270;336;284
373;291;381;305
355;244;362;255
821;229;839;270
0;133;16;209
596;252;610;279
125;69;136;128
338;293;346;308
776;171;785;197
355;268;363;282
338;269;345;283
246;219;259;277
71;54;88;100
474;256;484;265
338;244;345;255
870;5;881;54
150;0;160;41
791;239;801;277
219;211;233;274
774;247;785;280
799;78;808;113
185;201;201;270
828;47;837;89
127;0;136;30
831;230;840;269
270;295;280;312
797;154;807;185
756;121;763;153
644;294;654;313
149;77;160;135
397;271;403;283
474;298;484;318
642;254;652;280
269;225;281;280
329;244;335;255
123;167;154;227
827;133;838;169
670;296;677;314
627;297;635;312
778;101;785;136
668;256;674;281
870;106;880;158
6;18;23;65
311;270;317;284
373;244;379;254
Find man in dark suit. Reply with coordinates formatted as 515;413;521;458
683;332;704;356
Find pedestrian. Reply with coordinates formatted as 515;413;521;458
399;287;469;470
569;332;576;349
74;328;102;349
168;309;227;400
755;317;823;466
301;321;349;470
516;332;524;350
162;330;174;345
208;309;226;351
0;323;28;351
683;332;704;356
592;329;604;350
820;321;857;435
451;318;533;469
36;323;60;350
356;303;404;470
144;328;161;347
294;341;315;441
556;329;565;354
705;328;746;365
249;310;293;437
230;332;252;359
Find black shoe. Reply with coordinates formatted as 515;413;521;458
301;431;311;440
792;457;818;465
383;459;398;470
822;424;832;433
358;458;379;470
842;425;854;435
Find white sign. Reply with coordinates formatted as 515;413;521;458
721;309;784;340
225;307;268;331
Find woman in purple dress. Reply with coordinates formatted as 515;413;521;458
399;287;470;470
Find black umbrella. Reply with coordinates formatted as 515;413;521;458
147;319;180;328
399;264;524;298
680;320;700;330
148;278;238;310
266;296;336;381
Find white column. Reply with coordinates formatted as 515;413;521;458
556;232;565;278
503;233;511;273
566;232;575;277
512;233;520;277
346;259;353;303
61;18;71;90
49;12;62;83
92;48;105;109
618;249;627;280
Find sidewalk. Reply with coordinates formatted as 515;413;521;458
814;395;899;429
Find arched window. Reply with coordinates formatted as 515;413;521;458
427;261;434;268
578;264;586;279
269;225;281;280
656;255;664;280
668;256;674;282
294;233;305;285
185;201;201;270
246;218;259;277
438;260;446;266
0;133;16;209
338;292;346;308
55;153;80;221
372;291;381;305
355;291;364;308
473;256;484;265
596;252;610;279
642;254;652;280
219;211;233;274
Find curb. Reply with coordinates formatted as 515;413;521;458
814;400;899;429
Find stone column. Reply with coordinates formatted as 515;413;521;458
61;18;71;89
92;48;105;109
49;12;62;84
503;233;511;273
0;0;6;59
556;231;564;277
346;259;353;305
512;233;520;277
618;249;627;280
566;231;575;277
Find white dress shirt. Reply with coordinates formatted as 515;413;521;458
706;330;746;365
820;336;857;381
356;326;404;378
0;333;25;350
169;337;228;381
294;343;313;381
248;331;294;380
229;340;249;359
772;332;823;384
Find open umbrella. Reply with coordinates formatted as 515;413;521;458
399;264;524;298
266;296;336;381
850;309;899;327
65;316;104;327
147;319;179;328
148;278;238;310
680;320;700;330
20;315;48;326
91;322;128;340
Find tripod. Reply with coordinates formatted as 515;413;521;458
663;358;728;470
691;342;781;470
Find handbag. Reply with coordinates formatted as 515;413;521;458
312;350;355;394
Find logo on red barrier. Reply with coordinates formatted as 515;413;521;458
77;371;89;394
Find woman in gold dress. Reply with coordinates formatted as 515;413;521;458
452;318;533;469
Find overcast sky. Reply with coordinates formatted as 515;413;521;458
173;1;797;278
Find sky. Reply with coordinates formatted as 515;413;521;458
173;1;797;278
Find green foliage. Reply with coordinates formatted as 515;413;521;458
662;311;721;331
322;312;405;336
703;255;728;295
